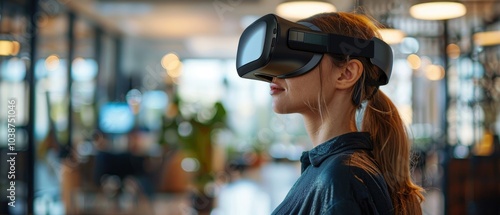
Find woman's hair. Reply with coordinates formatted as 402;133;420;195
300;12;425;214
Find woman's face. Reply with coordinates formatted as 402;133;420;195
270;56;339;114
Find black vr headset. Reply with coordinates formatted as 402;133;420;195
236;14;393;85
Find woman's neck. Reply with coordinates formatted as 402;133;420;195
302;106;358;147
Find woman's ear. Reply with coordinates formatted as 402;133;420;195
335;59;363;90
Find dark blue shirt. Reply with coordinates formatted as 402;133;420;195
272;132;394;215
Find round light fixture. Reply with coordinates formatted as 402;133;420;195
161;53;181;71
0;40;20;56
425;64;445;81
378;28;406;44
276;1;336;20
410;2;466;20
473;30;500;47
407;54;422;70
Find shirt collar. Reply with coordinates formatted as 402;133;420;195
300;132;373;172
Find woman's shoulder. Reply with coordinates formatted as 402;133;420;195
317;150;382;182
314;151;360;182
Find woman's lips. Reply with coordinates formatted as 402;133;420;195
270;83;285;95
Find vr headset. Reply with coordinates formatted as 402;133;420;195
236;14;393;85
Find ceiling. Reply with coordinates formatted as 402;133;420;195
64;0;353;59
68;0;355;38
61;0;500;61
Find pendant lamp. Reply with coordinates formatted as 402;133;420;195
378;28;406;44
0;40;20;56
410;1;466;20
473;30;500;47
276;0;336;20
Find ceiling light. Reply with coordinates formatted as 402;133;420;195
161;53;181;71
276;0;336;21
473;30;500;47
378;28;406;44
45;54;60;71
425;64;445;81
410;1;466;20
0;40;20;56
407;54;422;70
446;43;461;59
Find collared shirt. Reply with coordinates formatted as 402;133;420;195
272;132;394;215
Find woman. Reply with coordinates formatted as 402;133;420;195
269;12;425;214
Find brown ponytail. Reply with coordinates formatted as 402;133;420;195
301;12;425;214
363;91;425;215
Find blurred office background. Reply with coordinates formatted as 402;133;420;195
0;0;500;214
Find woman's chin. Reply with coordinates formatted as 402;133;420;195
272;104;292;114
